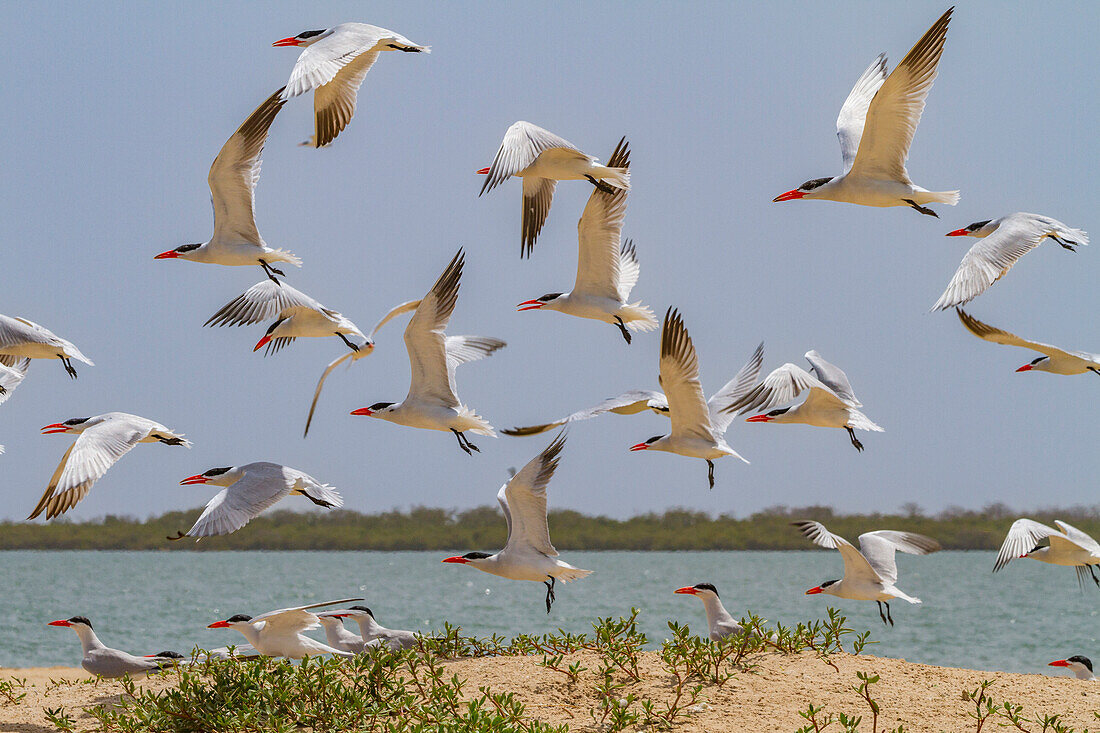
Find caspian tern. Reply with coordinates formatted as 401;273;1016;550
629;309;763;489
516;140;657;343
956;309;1100;376
304;299;422;437
30;413;190;520
154;88;300;282
204;280;366;355
315;614;368;654
674;584;748;641
322;606;419;650
730;350;883;452
932;214;1089;310
170;462;343;540
773;8;958;216
993;518;1100;587
207;598;364;659
443;432;592;612
49;616;181;678
478;122;631;257
350;250;505;455
794;520;941;626
0;314;93;379
273;23;429;148
503;389;668;437
1049;656;1096;681
0;358;29;404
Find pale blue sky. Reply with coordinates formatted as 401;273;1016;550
1;2;1097;523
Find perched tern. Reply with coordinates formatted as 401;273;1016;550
1049;656;1096;681
304;299;422;437
207;599;364;659
155;88;300;281
516;140;656;343
503;389;668;437
171;462;343;540
350;250;505;455
629;309;762;489
31;413;190;520
478;122;630;257
956;309;1100;375
205;280;366;355
0;314;92;379
316;614;368;654
49;617;181;678
794;520;940;625
674;584;748;641
322;606;419;650
273;23;429;148
0;358;29;404
774;8;957;216
993;519;1100;587
443;432;592;612
730;350;882;452
932;214;1088;310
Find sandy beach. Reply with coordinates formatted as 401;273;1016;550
3;651;1098;732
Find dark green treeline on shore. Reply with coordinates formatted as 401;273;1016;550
2;503;1097;551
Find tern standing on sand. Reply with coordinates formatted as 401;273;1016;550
49;617;181;678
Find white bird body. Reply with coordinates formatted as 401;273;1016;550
0;358;30;405
0;315;92;378
994;518;1100;587
794;520;940;624
351;251;505;453
674;584;746;641
933;214;1089;310
733;350;882;452
49;617;179;678
31;413;190;520
176;462;343;539
205;280;365;354
274;22;429;148
444;433;592;612
503;389;668;437
774;9;957;216
155;88;300;278
325;607;419;650
479;122;630;257
1049;656;1096;681
208;599;363;659
316;615;368;654
956;309;1100;375
630;309;763;488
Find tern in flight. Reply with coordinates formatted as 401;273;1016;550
993;518;1100;588
0;314;92;379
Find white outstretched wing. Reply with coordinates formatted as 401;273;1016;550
857;530;941;585
707;343;765;435
205;280;324;328
405;250;463;407
993;518;1059;572
793;520;881;585
502;432;566;556
956;309;1094;363
659;309;716;443
804;350;861;406
836;54;887;174
503;389;667;437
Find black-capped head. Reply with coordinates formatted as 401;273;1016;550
152;650;185;659
227;614;252;623
68;615;92;628
349;606;375;618
965;220;992;232
693;583;719;597
766;407;792;418
64;417;91;426
368;402;396;412
264;318;288;336
799;177;833;192
273;28;331;48
820;579;840;589
1068;655;1093;671
462;552;492;560
203;467;233;478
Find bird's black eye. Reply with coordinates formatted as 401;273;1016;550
176;243;202;253
64;418;90;426
203;467;232;477
646;435;663;444
539;293;563;302
265;318;287;335
799;177;832;191
297;29;326;39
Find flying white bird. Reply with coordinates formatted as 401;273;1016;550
31;413;190;520
207;599;363;659
1049;656;1096;681
516;140;656;343
478;122;631;257
794;520;941;625
49;616;181;678
0;358;29;404
204;280;366;355
932;214;1089;310
273;23;429;148
956;309;1100;375
155;88;300;281
993;518;1100;587
321;606;420;650
304;299;422;437
443;433;592;612
674;583;749;641
629;309;763;489
171;462;343;540
0;314;93;379
503;389;668;437
730;350;883;452
350;250;505;455
773;7;957;216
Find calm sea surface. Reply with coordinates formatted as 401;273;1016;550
0;550;1093;674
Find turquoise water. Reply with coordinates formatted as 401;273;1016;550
1;550;1094;675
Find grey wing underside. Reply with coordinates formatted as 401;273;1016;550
502;390;667;437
